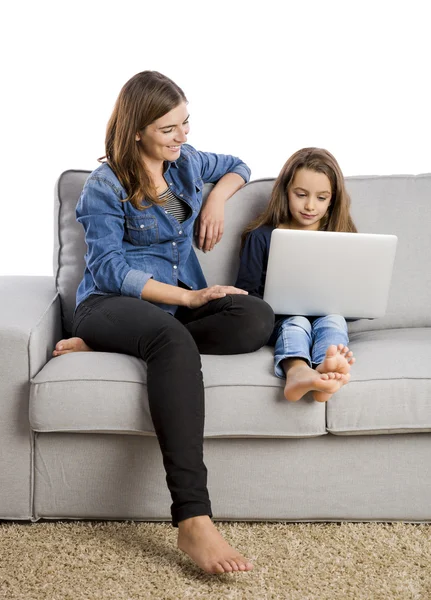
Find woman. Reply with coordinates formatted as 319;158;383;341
54;71;274;574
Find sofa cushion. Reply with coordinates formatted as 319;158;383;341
30;347;326;438
327;328;431;435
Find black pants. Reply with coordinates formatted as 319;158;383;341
73;293;274;526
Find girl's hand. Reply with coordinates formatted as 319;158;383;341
185;285;248;309
195;197;225;252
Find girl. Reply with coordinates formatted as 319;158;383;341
235;148;356;403
53;71;274;574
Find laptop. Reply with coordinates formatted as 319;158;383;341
263;228;398;319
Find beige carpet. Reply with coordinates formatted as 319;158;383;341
1;521;430;599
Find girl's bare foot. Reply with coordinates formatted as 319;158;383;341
177;515;253;574
282;360;348;402
316;344;355;376
52;337;92;357
312;371;351;402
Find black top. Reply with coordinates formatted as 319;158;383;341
234;225;275;299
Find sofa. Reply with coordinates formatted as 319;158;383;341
1;170;431;523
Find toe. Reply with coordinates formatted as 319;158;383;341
210;562;225;574
220;560;233;573
53;348;72;357
56;340;74;351
55;341;65;351
236;559;253;571
327;345;338;357
228;559;239;571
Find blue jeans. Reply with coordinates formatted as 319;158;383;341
272;315;349;378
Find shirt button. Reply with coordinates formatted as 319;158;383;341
173;265;178;269
169;182;173;186
178;230;183;235
172;242;176;246
180;194;183;197
140;224;145;229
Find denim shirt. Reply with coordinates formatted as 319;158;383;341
75;143;251;314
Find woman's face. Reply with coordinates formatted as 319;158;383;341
287;168;332;230
136;102;190;165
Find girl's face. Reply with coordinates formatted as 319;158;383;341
287;168;332;230
135;101;190;165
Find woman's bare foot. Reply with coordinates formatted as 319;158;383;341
52;337;92;357
316;344;355;376
177;515;253;574
282;359;348;402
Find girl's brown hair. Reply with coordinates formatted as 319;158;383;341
100;71;187;210
241;147;357;249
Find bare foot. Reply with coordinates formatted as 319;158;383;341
52;337;93;357
283;361;348;402
177;515;253;574
312;344;354;402
316;344;355;376
312;372;351;403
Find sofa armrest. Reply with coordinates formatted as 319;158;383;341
0;276;61;519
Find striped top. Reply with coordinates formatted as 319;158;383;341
159;187;191;224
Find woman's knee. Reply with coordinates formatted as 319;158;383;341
231;295;275;352
140;317;200;363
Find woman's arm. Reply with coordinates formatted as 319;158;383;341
141;278;247;308
197;172;245;251
79;177;247;307
194;149;251;252
77;176;152;298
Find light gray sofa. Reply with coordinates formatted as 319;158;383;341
1;171;431;523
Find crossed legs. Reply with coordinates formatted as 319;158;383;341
54;293;274;573
273;315;355;402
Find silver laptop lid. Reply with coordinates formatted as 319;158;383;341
263;229;398;319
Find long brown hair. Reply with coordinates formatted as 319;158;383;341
100;71;187;210
241;147;357;249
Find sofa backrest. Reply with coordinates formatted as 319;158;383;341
55;171;431;336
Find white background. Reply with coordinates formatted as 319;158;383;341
1;0;430;275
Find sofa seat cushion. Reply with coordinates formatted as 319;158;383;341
30;346;326;438
327;327;431;435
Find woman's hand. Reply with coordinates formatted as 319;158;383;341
195;173;246;252
185;285;248;309
195;196;225;252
